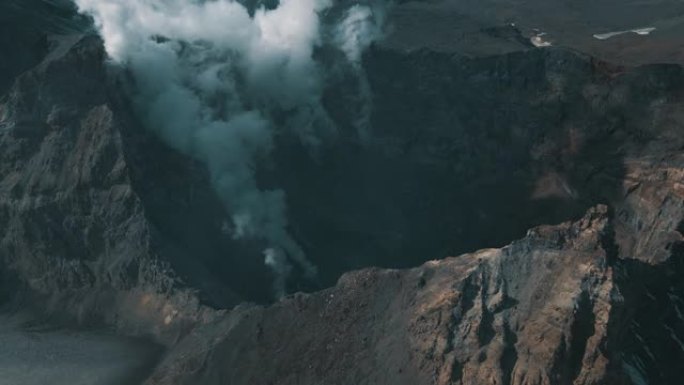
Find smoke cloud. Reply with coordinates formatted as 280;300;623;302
73;0;387;297
333;1;387;140
335;3;385;66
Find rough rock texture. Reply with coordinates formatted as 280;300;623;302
148;204;684;385
145;206;623;385
2;1;684;384
0;33;223;345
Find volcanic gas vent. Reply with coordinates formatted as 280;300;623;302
4;0;682;306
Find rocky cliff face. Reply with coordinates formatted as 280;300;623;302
145;206;622;385
0;32;222;344
2;1;684;384
147;206;684;385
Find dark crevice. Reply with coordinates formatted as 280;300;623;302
477;268;496;347
611;239;684;384
448;272;482;384
454;271;481;324
449;356;465;385
501;321;519;385
568;290;595;383
600;207;620;265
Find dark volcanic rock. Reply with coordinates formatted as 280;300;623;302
0;0;89;94
0;33;223;344
146;45;684;382
282;47;684;287
0;4;243;343
2;2;684;384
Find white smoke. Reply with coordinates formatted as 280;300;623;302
73;0;387;297
335;4;384;66
333;2;387;141
263;247;292;298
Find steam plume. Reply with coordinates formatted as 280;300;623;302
73;0;386;296
333;1;387;140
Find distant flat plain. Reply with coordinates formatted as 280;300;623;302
385;0;684;65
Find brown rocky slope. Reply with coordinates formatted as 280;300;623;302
146;204;684;385
147;206;621;385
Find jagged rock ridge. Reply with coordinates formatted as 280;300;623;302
146;205;684;385
146;206;620;385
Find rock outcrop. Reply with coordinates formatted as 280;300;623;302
145;203;684;385
0;32;224;345
146;206;622;385
148;206;684;385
